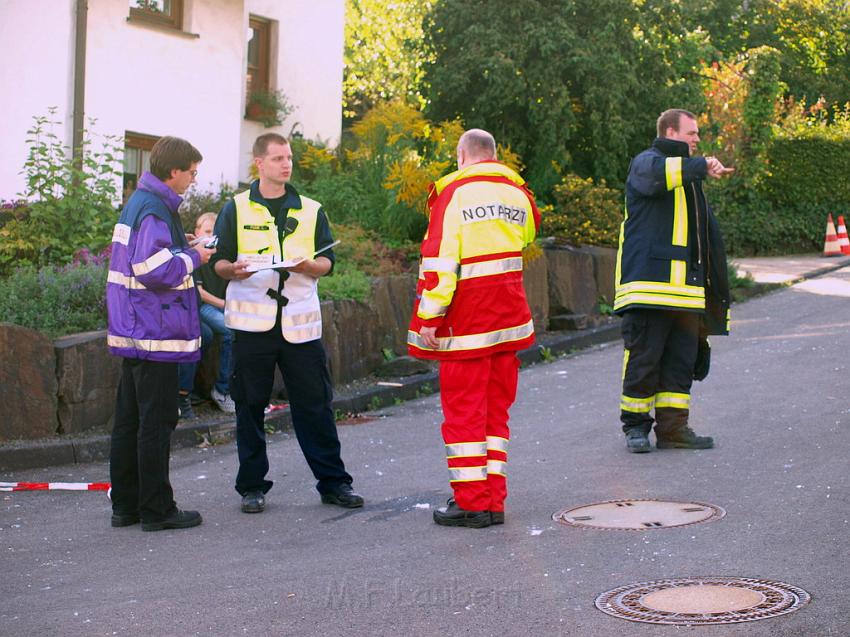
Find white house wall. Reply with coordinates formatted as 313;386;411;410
0;0;344;198
240;0;344;184
86;0;245;193
0;0;77;199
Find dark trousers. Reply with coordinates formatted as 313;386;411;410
620;309;699;436
110;358;179;522
231;330;352;496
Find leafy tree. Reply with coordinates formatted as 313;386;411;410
424;0;711;193
343;0;436;120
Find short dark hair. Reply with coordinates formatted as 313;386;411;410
253;133;289;158
657;109;696;138
149;136;202;180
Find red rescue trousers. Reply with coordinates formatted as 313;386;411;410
439;351;520;512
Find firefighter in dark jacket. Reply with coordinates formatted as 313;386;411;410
614;109;734;453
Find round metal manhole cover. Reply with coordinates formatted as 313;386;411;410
553;499;725;530
595;577;811;625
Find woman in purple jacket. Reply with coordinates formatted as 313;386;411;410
106;137;215;532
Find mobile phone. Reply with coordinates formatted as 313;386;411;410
204;236;219;249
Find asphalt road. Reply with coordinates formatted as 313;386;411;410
3;267;850;636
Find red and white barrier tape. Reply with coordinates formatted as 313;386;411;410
0;481;110;492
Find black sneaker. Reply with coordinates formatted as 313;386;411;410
178;394;195;420
490;511;505;525
241;491;266;513
321;484;364;508
141;509;202;532
111;512;140;527
625;428;651;453
433;498;491;528
657;426;714;450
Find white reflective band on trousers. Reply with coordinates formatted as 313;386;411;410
486;436;508;453
448;466;488;482
445;441;487;458
487;459;507;476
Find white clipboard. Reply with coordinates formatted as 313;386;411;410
244;240;340;272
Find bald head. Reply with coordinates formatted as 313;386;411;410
457;128;497;169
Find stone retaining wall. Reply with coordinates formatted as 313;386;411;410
0;246;617;441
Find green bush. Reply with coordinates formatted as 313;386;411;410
179;183;236;233
319;265;372;302
0;110;121;275
542;174;623;247
0;260;108;338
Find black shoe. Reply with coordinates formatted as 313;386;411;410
241;491;265;513
111;512;140;527
625;429;651;453
321;484;364;508
657;426;714;450
178;394;195;420
433;499;491;528
141;509;202;532
490;511;505;525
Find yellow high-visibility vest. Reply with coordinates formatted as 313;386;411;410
224;190;323;343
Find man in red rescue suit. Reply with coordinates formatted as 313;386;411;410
408;129;540;528
615;109;734;453
212;133;363;514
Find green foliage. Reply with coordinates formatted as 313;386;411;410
179;183;236;232
319;265;372;302
343;0;435;120
598;296;614;315
727;262;754;289
742;46;784;161
0;260;108;338
0;110;121;275
542;174;623;247
425;0;708;194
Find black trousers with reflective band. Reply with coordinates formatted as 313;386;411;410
231;329;351;496
620;308;699;435
110;358;179;522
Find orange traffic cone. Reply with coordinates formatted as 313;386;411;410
823;213;842;257
837;215;850;255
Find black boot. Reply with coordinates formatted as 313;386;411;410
656;426;714;449
625;428;651;453
433;498;491;528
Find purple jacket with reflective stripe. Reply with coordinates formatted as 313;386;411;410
106;172;202;362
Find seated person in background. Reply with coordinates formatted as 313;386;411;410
178;212;235;417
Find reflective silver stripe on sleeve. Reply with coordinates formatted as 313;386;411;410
487;459;507;476
132;248;173;276
108;270;194;291
177;252;195;274
459;257;523;280
111;224;131;245
447;466;487;482
420;257;459;274
107;334;201;353
486;436;508;453
445;441;487;458
418;295;450;317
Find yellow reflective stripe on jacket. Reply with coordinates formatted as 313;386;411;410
672;187;687;245
617;280;704;298
408;319;533;353
622;349;630;381
108;270;194;291
614;292;705;311
665;157;683;190
448;466;487;482
459;256;523;280
432;161;527;196
655;392;690;409
132;248;173;276
107;334;201;353
445;441;487;458
486;436;508;453
620;394;653;413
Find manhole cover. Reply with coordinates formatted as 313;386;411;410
552;499;725;530
595;576;811;625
